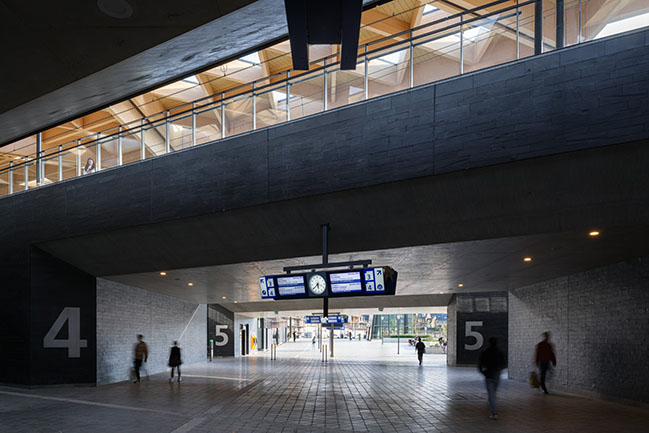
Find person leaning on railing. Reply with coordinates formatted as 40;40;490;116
83;158;96;175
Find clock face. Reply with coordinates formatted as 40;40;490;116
308;274;327;295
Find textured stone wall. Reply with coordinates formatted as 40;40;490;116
96;279;206;384
509;257;649;403
447;295;457;366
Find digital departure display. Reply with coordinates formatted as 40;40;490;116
276;275;306;296
329;271;363;294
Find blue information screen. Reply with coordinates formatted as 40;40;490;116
305;316;321;324
329;271;362;294
276;275;306;296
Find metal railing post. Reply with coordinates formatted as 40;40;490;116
96;134;102;171
286;71;291;121
516;0;520;59
556;0;564;49
118;126;123;166
9;162;13;194
409;31;414;88
323;58;328;111
252;82;257;130
364;45;369;100
140;119;146;160
165;111;170;153
535;0;543;55
221;92;226;139
191;102;196;146
578;0;582;43
58;146;63;181
36;132;42;185
24;157;28;191
77;140;81;177
460;15;464;74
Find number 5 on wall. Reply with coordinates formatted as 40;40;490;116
43;307;88;358
464;321;484;351
214;325;229;346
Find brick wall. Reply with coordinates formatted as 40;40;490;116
96;279;206;384
509;256;649;403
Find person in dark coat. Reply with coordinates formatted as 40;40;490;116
415;337;426;366
168;341;182;382
535;332;557;394
478;337;506;420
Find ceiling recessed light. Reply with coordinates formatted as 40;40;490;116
97;0;134;19
188;282;194;286
160;272;166;276
458;283;464;288
222;296;227;300
439;291;444;294
589;230;600;237
524;257;532;262
234;301;238;304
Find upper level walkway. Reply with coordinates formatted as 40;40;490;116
1;340;647;432
1;0;647;198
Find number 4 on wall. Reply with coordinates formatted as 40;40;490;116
43;307;88;358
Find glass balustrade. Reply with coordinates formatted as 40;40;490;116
1;0;647;198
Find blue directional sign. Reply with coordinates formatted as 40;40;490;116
305;315;322;324
259;276;276;299
324;315;348;324
363;267;385;293
322;323;345;329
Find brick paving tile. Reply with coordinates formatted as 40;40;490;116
0;340;647;432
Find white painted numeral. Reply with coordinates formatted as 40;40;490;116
214;325;229;346
464;321;484;351
43;307;88;358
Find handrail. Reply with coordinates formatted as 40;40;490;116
1;0;522;169
0;0;634;197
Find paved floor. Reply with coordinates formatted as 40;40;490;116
1;340;648;433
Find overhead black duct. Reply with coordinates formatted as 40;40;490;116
284;0;363;70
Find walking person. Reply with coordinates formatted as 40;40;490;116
168;341;182;382
133;334;148;384
535;332;557;394
415;337;426;366
478;337;506;420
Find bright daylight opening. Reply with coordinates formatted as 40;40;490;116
595;11;649;39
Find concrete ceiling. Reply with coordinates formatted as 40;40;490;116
105;225;649;310
0;0;258;114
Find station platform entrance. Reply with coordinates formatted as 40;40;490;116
2;339;647;432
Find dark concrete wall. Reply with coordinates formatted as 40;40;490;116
29;248;96;385
509;257;649;403
446;293;508;366
96;279;206;384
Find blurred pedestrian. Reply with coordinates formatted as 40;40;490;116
133;334;148;384
478;337;506;420
168;341;182;382
535;332;557;394
415;337;426;366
